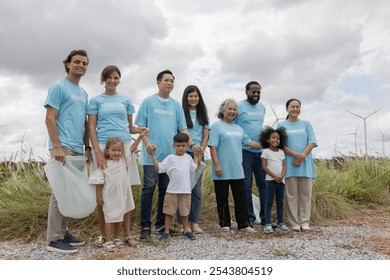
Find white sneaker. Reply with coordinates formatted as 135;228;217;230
220;226;230;231
240;226;255;232
301;225;311;231
191;223;204;234
291;226;301;232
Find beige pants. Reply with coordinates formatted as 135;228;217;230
284;177;313;228
46;148;83;243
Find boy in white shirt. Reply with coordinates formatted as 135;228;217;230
149;132;200;240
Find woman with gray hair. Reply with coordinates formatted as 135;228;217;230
208;99;262;232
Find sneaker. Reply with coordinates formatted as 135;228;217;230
291;226;301;232
191;223;203;234
240;226;255;232
277;224;290;232
47;239;78;254
264;225;274;234
64;233;85;246
159;232;169;241
156;226;179;236
220;226;230;231
301;225;311;231
182;231;196;240
140;228;151;240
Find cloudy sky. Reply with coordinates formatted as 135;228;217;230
0;0;389;161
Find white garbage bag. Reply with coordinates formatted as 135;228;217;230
44;156;97;218
252;194;261;224
190;161;207;190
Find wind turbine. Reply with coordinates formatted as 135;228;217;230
378;129;390;157
268;102;284;128
10;131;27;162
344;123;360;155
345;107;383;156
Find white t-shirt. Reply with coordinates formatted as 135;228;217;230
261;148;286;183
158;153;197;194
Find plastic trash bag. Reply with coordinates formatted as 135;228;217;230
191;161;207;190
252;194;262;224
44;156;97;218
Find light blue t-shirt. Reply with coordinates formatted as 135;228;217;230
135;94;187;165
44;78;88;154
87;93;135;144
187;110;210;151
278;120;318;179
235;100;266;153
208;121;251;180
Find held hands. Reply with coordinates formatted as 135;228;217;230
293;153;306;166
139;127;149;137
146;143;157;155
192;145;203;157
274;176;284;183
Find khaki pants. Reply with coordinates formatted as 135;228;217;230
284;177;313;228
46;148;83;243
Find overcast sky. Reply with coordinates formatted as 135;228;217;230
0;0;389;161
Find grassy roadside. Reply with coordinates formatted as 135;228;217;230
0;157;389;242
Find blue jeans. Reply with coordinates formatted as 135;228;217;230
264;180;285;225
140;165;169;230
242;150;266;224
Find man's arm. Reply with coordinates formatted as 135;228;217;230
45;106;66;165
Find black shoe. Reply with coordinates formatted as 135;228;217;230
140;228;151;240
47;239;78;254
156;226;178;236
249;220;254;228
64;232;85;246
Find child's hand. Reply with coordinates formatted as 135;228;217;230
274;176;283;183
140;127;149;137
146;143;156;155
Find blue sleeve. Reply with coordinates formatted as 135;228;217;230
126;98;135;115
87;97;98;115
44;83;62;110
135;99;148;127
306;121;318;147
176;102;187;131
242;130;251;146
208;123;219;147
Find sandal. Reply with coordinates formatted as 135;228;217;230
125;236;139;247
102;241;117;252
113;238;125;249
94;235;106;248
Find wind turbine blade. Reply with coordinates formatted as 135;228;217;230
365;107;383;119
344;109;363;119
268;101;278;118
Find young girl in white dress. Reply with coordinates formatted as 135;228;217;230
88;137;135;251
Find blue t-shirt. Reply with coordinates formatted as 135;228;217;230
87;93;135;144
44;78;88;154
235;100;266;153
278;120;317;179
135;94;187;165
208;121;251;180
187;110;210;151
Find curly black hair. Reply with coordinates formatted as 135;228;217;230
259;126;287;149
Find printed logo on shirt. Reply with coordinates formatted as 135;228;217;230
248;111;263;115
287;128;305;134
226;131;242;136
154;109;174;115
100;103;126;108
71;95;86;102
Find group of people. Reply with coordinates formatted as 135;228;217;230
44;49;317;254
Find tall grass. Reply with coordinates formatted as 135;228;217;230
0;157;389;242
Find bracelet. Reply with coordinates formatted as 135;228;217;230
189;144;194;149
85;146;92;151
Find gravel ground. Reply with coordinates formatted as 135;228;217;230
1;223;389;260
